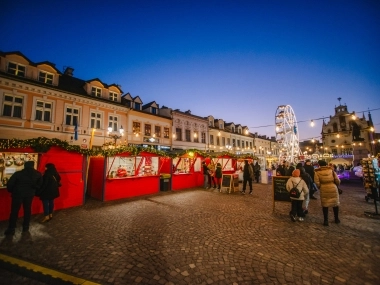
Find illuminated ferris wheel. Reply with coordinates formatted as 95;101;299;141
275;105;301;163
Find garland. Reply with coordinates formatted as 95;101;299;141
0;137;259;160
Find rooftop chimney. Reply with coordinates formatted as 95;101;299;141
63;66;74;76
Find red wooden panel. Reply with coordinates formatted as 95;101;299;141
88;157;105;200
104;176;159;201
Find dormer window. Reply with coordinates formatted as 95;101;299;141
151;107;157;114
134;102;141;110
91;87;102;97
209;120;213;126
109;91;118;102
232;127;235;133
38;71;53;85
238;128;241;134
219;123;223;129
8;62;25;77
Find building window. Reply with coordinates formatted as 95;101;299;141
7;62;25;77
222;137;225;146
176;128;182;141
133;122;141;134
151;107;157;114
145;124;151;136
2;94;23;118
246;141;248;148
164;127;169;138
108;115;118;131
209;120;213;126
232;139;236;147
333;123;338;133
109;92;118;101
250;142;252;148
65;107;79;126
91;87;102;97
155;126;161;137
185;130;191;142
210;135;214;145
90;112;102;129
227;138;230;145
134;102;141;110
232;127;235;133
38;71;53;85
216;136;220;146
35;100;52;122
201;132;206;143
237;140;240;147
194;131;199;143
219;123;223;129
125;100;132;108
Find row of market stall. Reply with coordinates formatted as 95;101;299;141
0;138;258;221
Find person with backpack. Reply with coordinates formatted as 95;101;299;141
214;163;223;191
286;169;309;222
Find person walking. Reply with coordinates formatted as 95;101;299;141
314;160;341;226
286;169;309;222
202;161;209;189
215;163;223;191
304;159;317;199
38;163;61;223
241;160;253;194
4;160;42;235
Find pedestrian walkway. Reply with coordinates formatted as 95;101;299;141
1;179;379;285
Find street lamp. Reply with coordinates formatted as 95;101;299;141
107;126;124;145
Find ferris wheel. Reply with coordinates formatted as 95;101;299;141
275;105;301;163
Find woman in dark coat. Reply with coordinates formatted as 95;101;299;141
38;163;61;223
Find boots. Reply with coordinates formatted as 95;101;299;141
40;216;50;223
323;207;329;226
333;206;340;224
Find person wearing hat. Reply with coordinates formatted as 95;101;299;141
4;160;42;235
296;163;313;215
314;160;341;226
304;159;317;199
286;169;309;222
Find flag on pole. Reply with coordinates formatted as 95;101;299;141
74;120;78;141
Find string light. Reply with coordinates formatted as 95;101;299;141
310;120;314;127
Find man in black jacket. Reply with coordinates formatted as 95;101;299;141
304;159;317;199
4;161;42;235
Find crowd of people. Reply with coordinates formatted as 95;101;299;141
280;159;341;226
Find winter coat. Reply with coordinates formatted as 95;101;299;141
285;166;295;176
286;177;309;201
304;164;315;182
243;163;253;179
215;165;223;179
7;161;43;198
202;164;209;175
314;166;340;207
38;165;61;200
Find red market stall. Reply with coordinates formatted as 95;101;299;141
88;150;169;201
0;143;86;222
169;150;204;191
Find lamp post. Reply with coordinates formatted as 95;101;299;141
107;126;124;145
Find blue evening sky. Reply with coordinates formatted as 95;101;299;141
1;0;379;141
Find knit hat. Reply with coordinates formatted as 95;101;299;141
318;160;327;166
296;163;303;169
292;169;300;177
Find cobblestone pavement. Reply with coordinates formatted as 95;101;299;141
0;178;379;285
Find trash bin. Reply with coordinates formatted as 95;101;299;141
160;174;171;191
